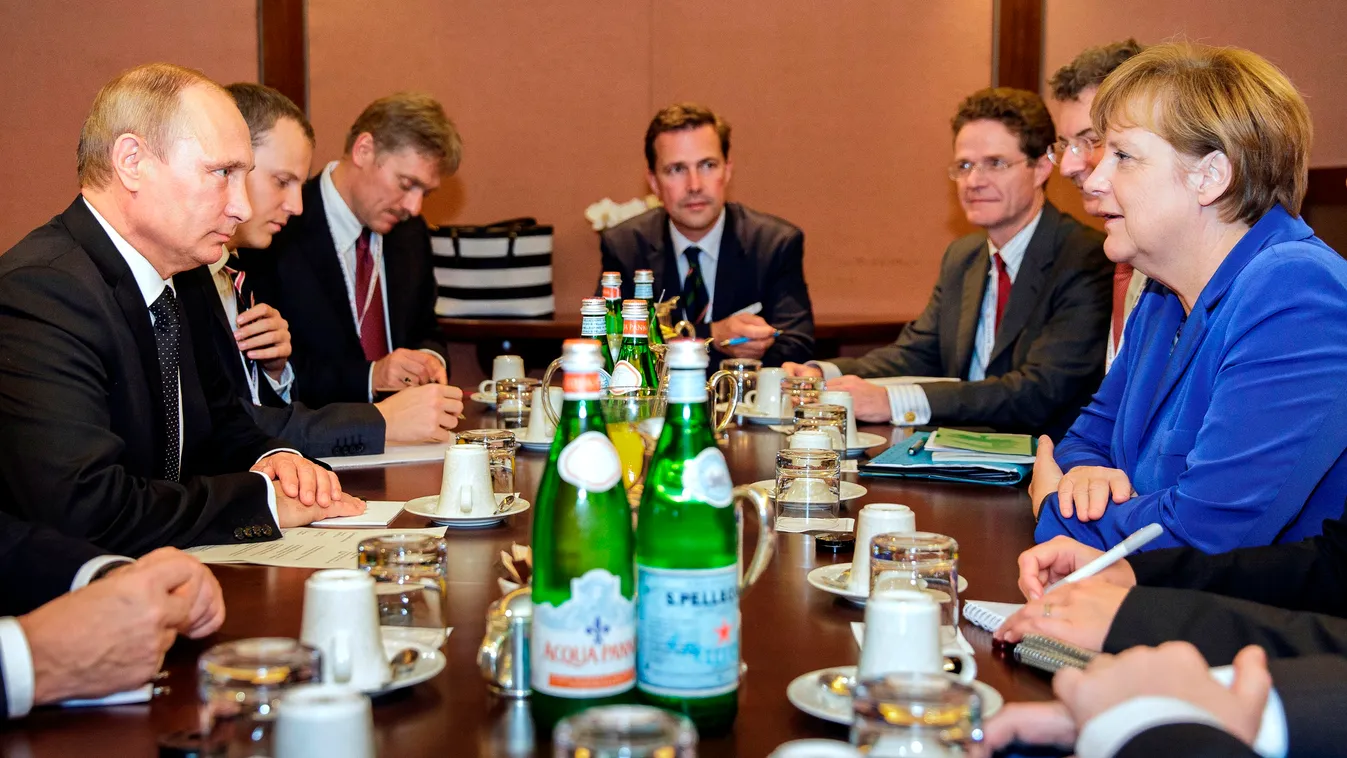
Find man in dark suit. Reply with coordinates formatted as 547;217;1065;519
0;63;361;555
177;83;462;458
0;512;224;718
785;88;1111;439
244;92;461;407
598;103;814;366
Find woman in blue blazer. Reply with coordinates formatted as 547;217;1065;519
1031;43;1347;553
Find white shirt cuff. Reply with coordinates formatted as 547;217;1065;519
808;360;843;381
263;362;295;403
252;448;299;529
70;556;133;591
886;384;931;426
367;363;376;402
1209;665;1288;758
1077;696;1225;758
0;617;34;718
418;348;447;368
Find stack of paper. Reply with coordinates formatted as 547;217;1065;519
859;430;1030;486
319;441;455;470
187;526;446;569
926;428;1036;464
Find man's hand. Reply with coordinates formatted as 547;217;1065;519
994;577;1130;650
824;375;891;422
252;451;342;507
1055;643;1271;747
1057;463;1135;522
1029;435;1063;517
372;348;447;392
275;489;367;528
233;303;291;378
710;314;777;359
131;548;225;639
19;552;205;705
1016;536;1135;600
781;362;824;378
974;702;1077;757
376;384;465;444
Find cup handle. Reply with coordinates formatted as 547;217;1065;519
541;358;563;427
458;485;473;514
744;389;757;407
733;485;776;597
330;631;353;685
707;370;739;433
946;646;978;683
479;379;495;396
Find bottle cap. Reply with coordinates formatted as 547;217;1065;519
600;271;622;286
634;269;655;284
621;300;649;320
665;338;709;369
561;339;605;372
580;297;606;316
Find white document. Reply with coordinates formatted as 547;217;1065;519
775;517;855;534
319;441;455;470
187;526;446;569
309;500;404;528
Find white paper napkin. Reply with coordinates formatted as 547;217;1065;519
776;517;855;534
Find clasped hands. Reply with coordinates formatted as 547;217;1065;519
1028;435;1135;520
251;451;366;526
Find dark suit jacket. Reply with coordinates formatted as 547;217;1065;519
244;177;449;407
0;198;284;554
597;202;815;366
175;266;387;458
0;511;109;618
829;202;1110;439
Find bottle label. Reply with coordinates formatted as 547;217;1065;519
609;360;644;392
581;314;607;338
533;568;636;698
622;319;649;338
557;431;622;491
636;564;740;698
668;368;708;404
634;283;654;300
682;448;733;507
602;285;621;301
562;371;603;399
598;368;611;391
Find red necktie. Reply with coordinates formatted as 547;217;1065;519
993;253;1012;333
1111;262;1134;353
355;229;389;361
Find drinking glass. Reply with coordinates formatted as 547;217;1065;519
782;375;824;412
198;638;322;758
357;534;450;639
793;403;848;451
553;705;697;758
775;448;841;530
850;672;984;757
457;429;517;494
599;388;667;507
719;358;761;407
869;532;961;631
496;377;540;430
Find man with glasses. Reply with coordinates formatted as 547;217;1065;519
785;88;1111;439
1048;39;1147;371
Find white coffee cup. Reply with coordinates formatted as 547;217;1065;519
274;684;376;758
745;367;788;416
299;570;391;691
858;589;975;683
768;740;863;758
819;390;859;447
523;386;561;442
438;444;495;515
478;355;526;395
850;504;917;594
787;429;833;450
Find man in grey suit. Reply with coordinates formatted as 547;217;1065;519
785;88;1111;439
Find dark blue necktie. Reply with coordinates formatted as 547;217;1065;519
148;288;182;481
681;247;710;325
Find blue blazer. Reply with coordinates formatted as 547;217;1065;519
1036;206;1347;552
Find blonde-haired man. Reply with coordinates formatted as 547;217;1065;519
0;63;364;554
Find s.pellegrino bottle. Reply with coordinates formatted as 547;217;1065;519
579;297;616;389
633;269;665;346
635;338;741;734
531;338;636;730
611;300;659;392
601;271;623;361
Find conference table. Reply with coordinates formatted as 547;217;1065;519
1;408;1055;757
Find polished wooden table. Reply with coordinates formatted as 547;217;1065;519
1;411;1053;757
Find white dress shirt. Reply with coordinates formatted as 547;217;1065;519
670;209;727;324
209;249;294;405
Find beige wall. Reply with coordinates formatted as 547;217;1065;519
307;0;994;320
0;1;258;251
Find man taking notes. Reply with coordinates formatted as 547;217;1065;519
785;88;1111;439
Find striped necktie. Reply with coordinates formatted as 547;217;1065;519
681;246;710;325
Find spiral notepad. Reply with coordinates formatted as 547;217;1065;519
963;600;1024;632
1013;634;1097;674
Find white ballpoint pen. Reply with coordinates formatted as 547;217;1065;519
1044;522;1164;594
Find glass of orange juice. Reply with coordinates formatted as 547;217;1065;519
600;388;666;507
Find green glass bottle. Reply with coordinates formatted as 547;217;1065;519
601;271;623;361
633;269;665;346
635;338;741;735
579;296;616;388
611;300;659;392
531;338;637;731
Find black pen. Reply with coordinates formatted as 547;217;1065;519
907;434;928;456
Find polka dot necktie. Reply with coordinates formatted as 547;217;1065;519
148;288;182;482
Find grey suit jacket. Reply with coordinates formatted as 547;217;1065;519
828;202;1110;439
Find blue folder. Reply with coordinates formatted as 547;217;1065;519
858;431;1030;486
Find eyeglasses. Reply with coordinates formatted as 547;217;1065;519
947;157;1029;181
1048;135;1103;165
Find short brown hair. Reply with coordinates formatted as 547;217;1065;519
951;88;1056;160
77;62;225;188
225;82;314;147
1092;42;1312;223
1049;39;1146;102
644;103;731;172
343;92;462;175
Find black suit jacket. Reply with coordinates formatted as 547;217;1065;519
0;511;109;618
244;176;449;407
176;265;387;458
829;202;1110;439
597;202;815;366
0;198;284;554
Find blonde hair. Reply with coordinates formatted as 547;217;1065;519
1092;42;1312;224
77;62;226;189
344;92;462;175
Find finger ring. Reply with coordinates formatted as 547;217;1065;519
402;377;412;384
1043;603;1053;618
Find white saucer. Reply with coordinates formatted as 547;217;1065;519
787;665;1002;725
847;432;888;455
368;638;446;697
404;493;530;528
470;391;496;406
806;563;969;606
725;402;794;425
516;436;554;452
750;480;868;502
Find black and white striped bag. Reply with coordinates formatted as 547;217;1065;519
429;218;555;317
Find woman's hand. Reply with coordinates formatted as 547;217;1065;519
1057;463;1134;522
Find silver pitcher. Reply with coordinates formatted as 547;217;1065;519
477;586;532;697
